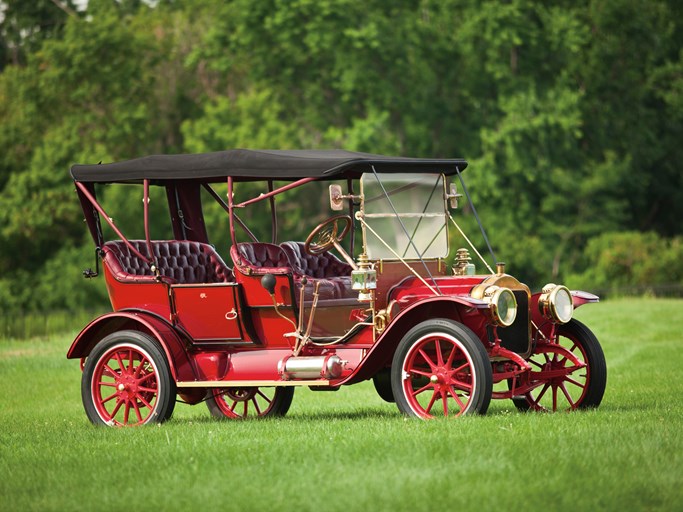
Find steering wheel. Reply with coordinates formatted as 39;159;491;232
304;215;352;255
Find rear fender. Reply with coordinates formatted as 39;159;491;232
66;311;197;382
341;296;489;384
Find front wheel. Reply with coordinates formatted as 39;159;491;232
206;387;294;419
390;319;492;419
512;319;606;412
81;330;176;426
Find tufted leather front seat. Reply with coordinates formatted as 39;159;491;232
230;243;292;275
280;241;355;301
280;241;353;279
102;240;234;284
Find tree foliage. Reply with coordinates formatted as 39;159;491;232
0;0;682;312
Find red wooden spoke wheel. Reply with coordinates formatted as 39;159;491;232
391;319;492;419
82;331;176;426
512;319;606;412
206;387;294;419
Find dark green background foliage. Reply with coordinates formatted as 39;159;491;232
1;0;682;313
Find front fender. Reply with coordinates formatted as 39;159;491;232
570;290;600;308
340;295;490;385
66;311;197;382
530;289;599;338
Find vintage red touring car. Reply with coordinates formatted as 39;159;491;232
67;149;606;426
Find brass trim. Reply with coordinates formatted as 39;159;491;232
470;274;531;300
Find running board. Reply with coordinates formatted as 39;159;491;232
176;379;331;388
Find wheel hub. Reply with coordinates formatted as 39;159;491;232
115;373;141;396
225;387;257;402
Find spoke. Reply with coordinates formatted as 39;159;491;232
243;400;248;418
449;375;472;392
134;358;148;378
559;382;576;409
410;382;433;397
128;349;134;372
229;400;238;413
98;381;117;388
132;400;143;423
448;386;466;410
123;400;131;424
114;352;125;372
435;340;444;366
409;368;433;378
445;344;457;368
565;376;586;389
441;390;449;416
136;394;154;410
137;385;158;394
450;361;469;375
256;389;273;404
110;397;124;418
101;392;119;404
252;397;262;415
529;359;545;370
424;389;439;415
103;364;120;380
418;348;436;370
552;385;558;411
138;371;157;384
534;383;551;405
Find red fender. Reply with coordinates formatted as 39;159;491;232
340;296;490;385
66;311;197;382
530;289;599;338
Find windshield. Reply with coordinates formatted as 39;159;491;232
361;173;448;260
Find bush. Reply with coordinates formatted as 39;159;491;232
566;231;683;294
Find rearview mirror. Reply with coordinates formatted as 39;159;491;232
447;183;462;209
329;184;344;211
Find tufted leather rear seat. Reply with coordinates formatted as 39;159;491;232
102;240;234;284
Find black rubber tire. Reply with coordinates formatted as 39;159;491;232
512;318;607;411
82;330;176;426
372;368;395;403
206;387;294;419
390;319;492;419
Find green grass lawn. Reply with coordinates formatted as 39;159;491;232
1;299;682;511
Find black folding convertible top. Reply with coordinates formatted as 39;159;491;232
70;149;468;183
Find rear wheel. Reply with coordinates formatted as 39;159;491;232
82;330;176;426
391;319;492;419
206;387;294;419
512;319;606;411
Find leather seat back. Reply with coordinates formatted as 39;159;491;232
280;241;352;279
231;242;291;275
102;240;233;284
